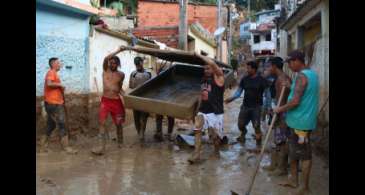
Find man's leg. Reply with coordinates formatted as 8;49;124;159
139;112;149;142
296;133;312;195
154;114;164;142
269;142;289;176
116;124;123;148
208;127;221;158
280;128;299;188
237;106;250;144
167;116;175;141
92;102;108;155
252;106;262;148
133;110;141;135
92;122;107;155
39;103;56;152
188;114;204;164
56;105;77;154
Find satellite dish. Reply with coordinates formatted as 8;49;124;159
214;27;226;37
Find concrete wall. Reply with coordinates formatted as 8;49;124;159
36;2;91;96
188;29;216;58
100;16;135;32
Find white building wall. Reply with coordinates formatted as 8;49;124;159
89;29;154;94
188;29;216;58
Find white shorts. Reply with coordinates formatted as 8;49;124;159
194;112;224;139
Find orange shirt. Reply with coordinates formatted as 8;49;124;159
44;70;64;105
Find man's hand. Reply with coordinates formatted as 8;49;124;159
224;98;232;104
273;106;284;114
282;80;291;88
119;45;127;52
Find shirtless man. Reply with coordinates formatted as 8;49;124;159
263;57;291;176
92;46;126;155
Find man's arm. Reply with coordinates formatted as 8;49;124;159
274;73;307;113
46;80;64;90
225;86;243;104
103;46;127;71
195;53;224;86
119;73;125;95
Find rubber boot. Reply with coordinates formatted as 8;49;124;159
39;135;49;153
91;133;107;155
264;149;278;171
188;130;202;164
61;135;78;154
116;126;123;148
208;128;220;158
296;160;312;195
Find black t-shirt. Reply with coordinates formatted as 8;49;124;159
199;78;224;114
239;74;268;107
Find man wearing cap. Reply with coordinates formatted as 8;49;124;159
129;56;152;142
263;56;291;177
274;50;319;195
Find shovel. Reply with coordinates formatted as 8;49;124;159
231;86;286;195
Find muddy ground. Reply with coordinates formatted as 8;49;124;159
36;91;329;195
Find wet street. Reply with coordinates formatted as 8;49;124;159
36;90;329;195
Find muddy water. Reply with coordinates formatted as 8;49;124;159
37;89;329;195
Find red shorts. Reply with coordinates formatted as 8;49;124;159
99;96;125;125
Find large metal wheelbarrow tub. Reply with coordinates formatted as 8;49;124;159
124;63;234;120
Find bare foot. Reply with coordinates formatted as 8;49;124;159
91;147;105;156
278;179;298;188
295;188;311;195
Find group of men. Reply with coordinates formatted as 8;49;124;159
39;46;318;195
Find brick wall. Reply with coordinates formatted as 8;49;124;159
137;0;217;33
133;26;179;48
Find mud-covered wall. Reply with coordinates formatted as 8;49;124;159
36;3;90;96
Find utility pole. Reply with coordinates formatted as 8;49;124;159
216;0;222;61
178;0;188;51
227;4;232;66
248;0;251;23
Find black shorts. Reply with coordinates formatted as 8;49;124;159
288;128;312;161
238;105;261;131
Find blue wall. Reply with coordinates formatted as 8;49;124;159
36;2;90;96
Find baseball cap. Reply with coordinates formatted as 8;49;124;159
285;50;305;63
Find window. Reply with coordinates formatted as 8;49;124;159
254;35;260;43
265;34;271;41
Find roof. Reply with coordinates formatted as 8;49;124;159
189;22;216;48
36;0;117;16
138;0;217;6
255;9;280;16
249;22;276;33
132;26;179;48
280;0;322;30
94;27;159;48
124;46;230;68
